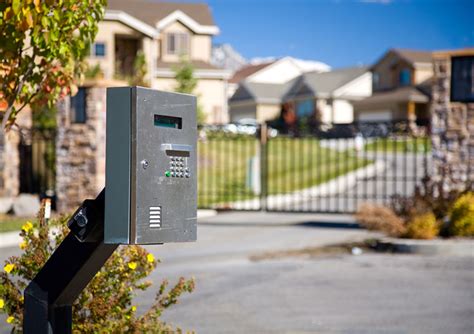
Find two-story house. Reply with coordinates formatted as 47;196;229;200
87;0;230;123
353;49;433;124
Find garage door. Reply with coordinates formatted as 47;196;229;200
358;110;392;122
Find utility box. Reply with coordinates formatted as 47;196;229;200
104;87;197;244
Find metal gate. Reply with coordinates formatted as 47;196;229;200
19;127;56;195
198;121;431;213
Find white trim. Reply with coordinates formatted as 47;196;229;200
105;10;158;38
156;10;220;35
155;68;231;80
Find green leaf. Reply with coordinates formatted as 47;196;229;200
12;0;21;15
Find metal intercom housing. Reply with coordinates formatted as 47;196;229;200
104;87;197;245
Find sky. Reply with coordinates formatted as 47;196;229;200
200;0;473;68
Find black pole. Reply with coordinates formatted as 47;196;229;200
23;189;118;333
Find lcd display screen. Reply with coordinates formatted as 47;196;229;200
154;114;182;129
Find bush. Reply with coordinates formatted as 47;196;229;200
355;203;406;237
0;210;194;333
404;212;439;240
447;192;474;237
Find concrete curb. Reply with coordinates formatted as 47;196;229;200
197;209;218;219
0;231;21;249
377;237;474;256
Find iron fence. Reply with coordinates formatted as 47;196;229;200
19;127;56;196
198;121;432;213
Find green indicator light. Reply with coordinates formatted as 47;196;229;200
165;171;171;177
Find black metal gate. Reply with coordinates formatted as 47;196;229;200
19;127;56;195
198;121;431;213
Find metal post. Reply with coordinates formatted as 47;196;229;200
259;123;268;211
23;189;118;334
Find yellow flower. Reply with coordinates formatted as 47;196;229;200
19;241;27;250
131;306;137;312
4;264;15;273
146;253;155;263
128;262;137;270
0;299;4;308
21;221;33;233
6;316;14;324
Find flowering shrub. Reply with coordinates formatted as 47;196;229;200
404;212;439;240
0;210;194;333
448;192;474;237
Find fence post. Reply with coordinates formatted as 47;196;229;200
259;123;268;211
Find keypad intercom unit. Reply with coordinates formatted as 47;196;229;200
104;87;197;245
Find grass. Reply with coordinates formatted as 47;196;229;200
0;215;31;233
198;137;370;207
365;137;431;153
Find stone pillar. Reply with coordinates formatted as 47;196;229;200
55;85;107;213
0;130;20;197
0;108;31;198
431;50;474;191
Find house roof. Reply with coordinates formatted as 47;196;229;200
229;79;297;104
353;86;430;106
371;49;433;71
229;62;275;84
107;0;215;27
394;49;433;64
285;66;369;99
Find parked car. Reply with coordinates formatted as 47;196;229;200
234;118;279;138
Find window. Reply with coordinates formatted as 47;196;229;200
70;88;87;124
296;99;314;118
399;69;411;86
451;56;474;102
373;72;380;87
93;43;106;57
167;33;189;55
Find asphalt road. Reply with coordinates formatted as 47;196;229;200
1;212;473;334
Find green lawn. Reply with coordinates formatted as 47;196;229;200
198;137;370;207
0;215;31;233
365;137;431;153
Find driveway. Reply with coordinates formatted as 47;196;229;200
1;212;473;333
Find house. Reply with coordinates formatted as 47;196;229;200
431;48;474;191
228;79;298;122
228;65;370;124
228;57;331;122
87;0;231;123
283;66;372;124
353;49;433;123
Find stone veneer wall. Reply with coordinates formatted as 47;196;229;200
56;86;107;213
431;51;474;190
0;109;32;198
0;130;20;197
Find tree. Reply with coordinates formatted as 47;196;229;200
130;50;150;87
173;58;207;124
0;0;107;131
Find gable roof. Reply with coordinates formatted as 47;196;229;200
371;48;433;70
285;66;369;99
229;62;275;84
229;79;297;104
107;0;215;26
106;0;218;35
395;49;433;64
